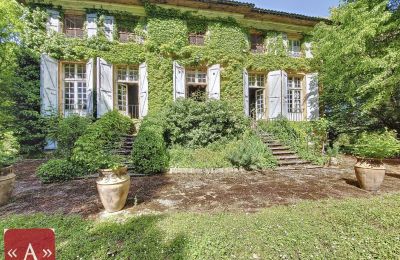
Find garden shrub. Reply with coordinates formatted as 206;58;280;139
131;125;169;175
0;131;19;168
72;111;134;173
227;131;277;170
36;159;87;183
353;130;400;159
47;115;92;158
164;99;248;148
258;118;329;165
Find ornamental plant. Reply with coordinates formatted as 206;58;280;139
36;159;87;183
0;132;19;168
353;130;400;160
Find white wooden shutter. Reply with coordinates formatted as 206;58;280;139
86;13;97;38
306;73;319;120
139;62;149;118
40;54;59;116
96;58;113;118
208;64;220;100
104;16;114;41
305;42;313;58
46;10;60;33
86;59;94;116
173;61;185;100
268;70;283;119
243;69;249;117
281;71;288;118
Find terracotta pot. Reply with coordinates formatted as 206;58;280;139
354;158;385;191
0;166;16;206
96;166;130;213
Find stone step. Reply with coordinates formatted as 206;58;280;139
270;146;291;151
272;150;296;155
278;159;309;166
276;165;323;171
275;155;300;160
267;143;284;147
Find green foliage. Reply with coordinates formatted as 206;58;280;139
0;131;19;168
227;131;277;170
131;125;169;175
72;111;133;173
36;159;87;183
169;141;234;169
47;115;92;158
3;195;400;258
259;118;328;165
164;99;247;148
353;130;400;159
313;0;400;133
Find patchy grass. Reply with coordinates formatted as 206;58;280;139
1;194;400;259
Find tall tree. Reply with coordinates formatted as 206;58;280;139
313;0;400;134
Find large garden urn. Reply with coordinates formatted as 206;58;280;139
354;158;385;191
0;166;16;206
96;166;130;213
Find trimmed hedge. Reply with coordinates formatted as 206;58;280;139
36;159;87;183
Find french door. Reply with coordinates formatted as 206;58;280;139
255;89;265;120
117;83;128;115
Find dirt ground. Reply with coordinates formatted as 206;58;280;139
1;156;399;219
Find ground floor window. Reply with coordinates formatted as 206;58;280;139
287;76;302;113
186;70;207;101
116;65;139;118
63;63;87;114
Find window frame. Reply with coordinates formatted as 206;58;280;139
64;14;85;38
185;69;208;99
188;32;206;46
287;76;303;114
62;62;87;115
114;65;140;117
248;73;266;88
250;33;265;53
288;39;302;57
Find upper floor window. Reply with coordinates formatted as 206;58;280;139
186;70;207;101
63;63;87;113
249;74;265;88
250;33;265;53
64;15;84;38
287;76;302;113
189;32;206;46
118;25;145;44
288;40;301;57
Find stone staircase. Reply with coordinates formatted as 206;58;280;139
115;134;136;172
259;132;321;170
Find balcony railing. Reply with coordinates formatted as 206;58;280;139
288;51;302;58
65;28;84;38
119;32;145;44
251;44;266;54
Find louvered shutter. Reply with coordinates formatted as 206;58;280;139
173;61;186;100
243;69;249;117
97;58;113;117
104;16;114;41
86;13;97;38
306;73;319;120
139;62;149;118
86;59;94;116
207;64;220;100
268;70;283;119
305;42;313;58
46;10;60;33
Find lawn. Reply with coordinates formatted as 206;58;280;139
1;194;400;259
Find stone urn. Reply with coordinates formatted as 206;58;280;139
96;166;130;213
354;158;385;191
0;166;16;206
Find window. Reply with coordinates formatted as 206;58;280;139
117;84;128;112
186;70;207;100
248;74;265;88
288;40;301;57
64;15;84;38
189;32;205;46
250;34;265;53
118;24;145;44
287;76;302;113
63;63;87;113
117;65;139;82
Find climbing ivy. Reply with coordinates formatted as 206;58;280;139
22;1;315;114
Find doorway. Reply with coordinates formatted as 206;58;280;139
249;88;265;120
117;83;139;119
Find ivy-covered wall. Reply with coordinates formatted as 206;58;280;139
24;2;315;114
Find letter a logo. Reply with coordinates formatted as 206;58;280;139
24;243;38;260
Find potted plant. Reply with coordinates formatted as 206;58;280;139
96;155;130;213
0;132;19;206
353;130;400;191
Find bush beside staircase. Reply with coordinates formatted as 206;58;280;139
259;132;322;170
